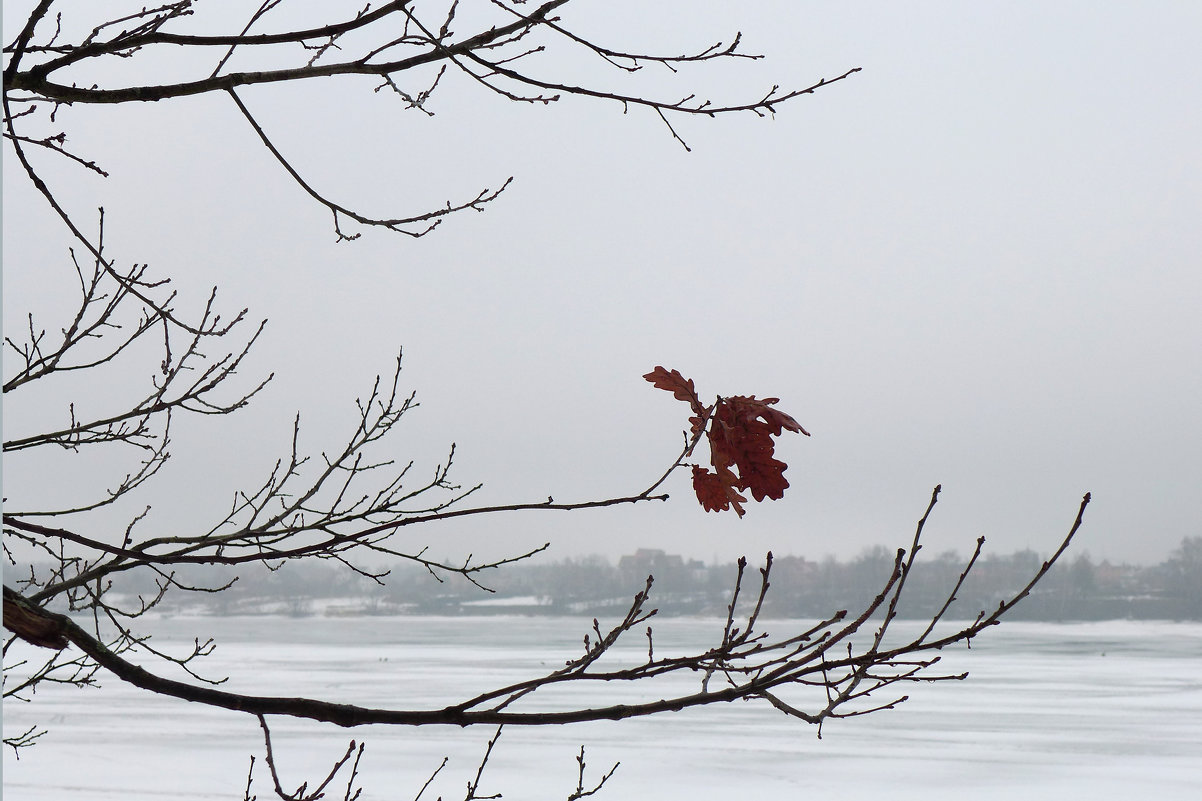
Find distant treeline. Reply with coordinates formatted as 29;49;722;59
93;536;1202;621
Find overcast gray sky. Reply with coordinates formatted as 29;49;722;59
4;1;1200;569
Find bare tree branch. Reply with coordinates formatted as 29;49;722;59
3;492;1091;729
3;6;1088;799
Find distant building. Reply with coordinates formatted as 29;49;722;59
619;549;685;576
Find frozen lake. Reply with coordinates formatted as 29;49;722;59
4;616;1201;799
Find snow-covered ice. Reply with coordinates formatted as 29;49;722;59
4;617;1200;799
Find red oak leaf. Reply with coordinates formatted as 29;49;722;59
735;449;791;502
691;465;746;518
724;395;810;437
643;366;705;416
648;368;807;516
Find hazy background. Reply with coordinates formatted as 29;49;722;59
4;1;1200;569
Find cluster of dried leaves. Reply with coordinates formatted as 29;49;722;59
645;367;809;517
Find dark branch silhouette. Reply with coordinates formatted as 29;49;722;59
6;491;1090;730
4;2;1084;797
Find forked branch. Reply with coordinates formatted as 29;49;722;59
4;492;1091;732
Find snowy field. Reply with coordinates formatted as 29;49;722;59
4;616;1201;800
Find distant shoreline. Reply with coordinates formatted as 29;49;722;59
34;538;1202;623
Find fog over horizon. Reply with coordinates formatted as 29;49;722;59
4;2;1200;571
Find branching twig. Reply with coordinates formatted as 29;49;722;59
3;491;1090;730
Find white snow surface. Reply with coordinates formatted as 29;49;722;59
4;617;1201;800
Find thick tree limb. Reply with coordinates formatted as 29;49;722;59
2;493;1090;731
